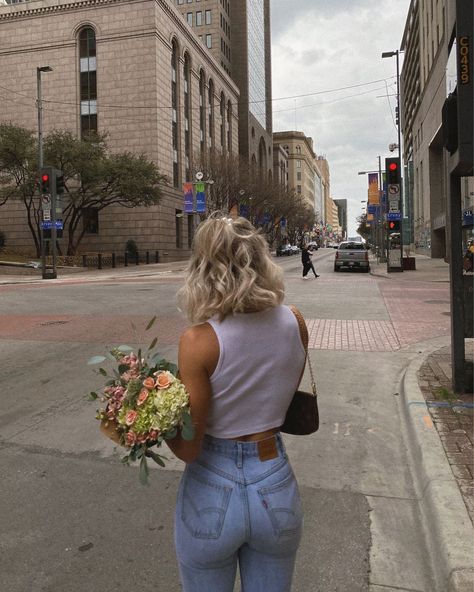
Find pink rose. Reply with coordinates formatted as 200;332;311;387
125;431;137;446
149;429;159;440
143;377;155;390
154;371;173;390
137;388;149;406
125;410;138;426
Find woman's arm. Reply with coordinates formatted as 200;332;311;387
164;323;217;463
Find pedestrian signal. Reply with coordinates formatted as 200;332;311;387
388;220;400;232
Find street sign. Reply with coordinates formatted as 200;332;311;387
387;212;401;220
389;199;400;213
41;194;52;211
41;220;64;230
388;184;400;198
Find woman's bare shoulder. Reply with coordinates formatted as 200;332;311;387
179;323;219;375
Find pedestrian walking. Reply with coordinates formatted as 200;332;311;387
301;244;319;279
168;213;308;592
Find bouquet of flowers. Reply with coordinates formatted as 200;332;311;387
87;317;194;484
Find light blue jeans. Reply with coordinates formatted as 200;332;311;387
174;433;303;592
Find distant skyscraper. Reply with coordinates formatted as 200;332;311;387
175;0;273;177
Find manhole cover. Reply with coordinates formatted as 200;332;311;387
40;320;70;326
424;300;450;304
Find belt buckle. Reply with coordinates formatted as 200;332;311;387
257;436;278;461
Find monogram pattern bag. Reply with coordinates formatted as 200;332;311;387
280;308;319;435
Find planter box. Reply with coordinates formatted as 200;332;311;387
402;257;416;270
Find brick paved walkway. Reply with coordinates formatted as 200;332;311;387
418;343;474;525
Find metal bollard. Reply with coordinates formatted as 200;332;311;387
146;251;150;264
98;253;102;270
135;252;139;266
155;250;159;263
124;252;128;267
82;254;87;267
112;253;116;268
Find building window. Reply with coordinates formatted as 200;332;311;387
176;210;182;248
196;10;202;25
297;185;301;194
208;79;214;150
297;172;301;181
227;99;232;152
206;34;212;48
199;71;206;153
295;145;301;154
184;53;191;181
82;207;99;234
220;91;225;149
186;12;193;25
171;40;180;188
205;9;211;24
296;160;301;168
79;27;97;138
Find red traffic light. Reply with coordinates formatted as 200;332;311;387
41;174;49;182
389;221;396;229
388;163;398;171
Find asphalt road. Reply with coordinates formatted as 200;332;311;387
0;249;442;592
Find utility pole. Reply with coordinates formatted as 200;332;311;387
37;66;53;279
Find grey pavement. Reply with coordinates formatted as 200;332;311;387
0;248;473;591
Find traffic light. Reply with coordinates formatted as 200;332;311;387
388;220;400;232
395;106;399;126
56;172;65;195
385;157;401;185
40;170;51;194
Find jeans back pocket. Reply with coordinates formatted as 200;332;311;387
257;472;303;539
181;468;232;539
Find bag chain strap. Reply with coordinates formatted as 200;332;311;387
291;306;317;398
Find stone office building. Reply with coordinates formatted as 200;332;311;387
0;0;239;259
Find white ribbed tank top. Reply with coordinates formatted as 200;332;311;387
206;304;306;438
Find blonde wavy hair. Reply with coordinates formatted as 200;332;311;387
177;212;285;323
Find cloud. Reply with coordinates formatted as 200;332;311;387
270;0;408;234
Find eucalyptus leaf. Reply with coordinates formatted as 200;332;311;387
150;353;163;365
117;345;134;353
148;337;158;351
182;424;195;441
146;316;157;331
118;364;129;374
146;449;166;467
168;363;178;376
87;355;107;365
121;454;130;464
87;391;98;401
182;411;193;426
139;454;149;486
129;447;137;462
99;368;107;376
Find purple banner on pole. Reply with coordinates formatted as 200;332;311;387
195;182;206;213
183;183;194;213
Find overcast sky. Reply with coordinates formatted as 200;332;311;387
270;0;410;236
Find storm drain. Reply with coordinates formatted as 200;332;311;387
39;320;70;326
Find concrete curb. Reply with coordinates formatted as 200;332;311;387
400;337;474;592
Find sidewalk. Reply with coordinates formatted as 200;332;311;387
372;253;474;590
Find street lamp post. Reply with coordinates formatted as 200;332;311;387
37;66;53;279
358;163;385;258
382;50;404;270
